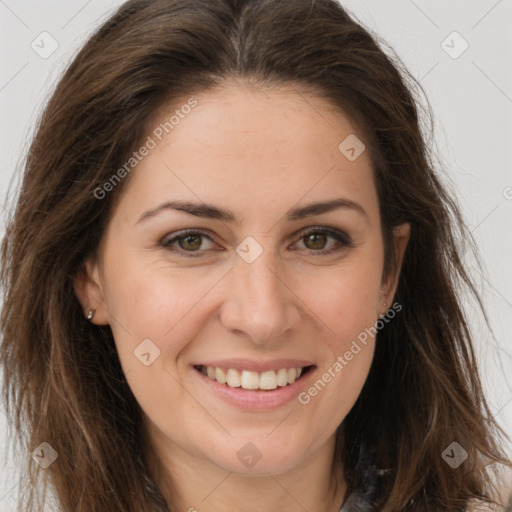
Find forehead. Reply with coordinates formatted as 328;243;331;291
112;83;378;224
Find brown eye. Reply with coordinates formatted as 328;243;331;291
295;227;353;255
178;234;202;251
303;232;328;250
162;230;216;256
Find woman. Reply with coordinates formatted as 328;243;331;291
1;0;511;510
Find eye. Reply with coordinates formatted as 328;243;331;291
161;226;353;257
293;227;353;255
161;229;217;256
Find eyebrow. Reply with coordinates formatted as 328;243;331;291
136;198;369;225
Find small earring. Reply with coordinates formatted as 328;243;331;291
380;302;387;318
87;309;95;320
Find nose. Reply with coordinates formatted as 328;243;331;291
219;244;302;345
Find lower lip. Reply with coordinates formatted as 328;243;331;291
192;366;316;410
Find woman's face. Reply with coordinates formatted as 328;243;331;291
76;83;409;477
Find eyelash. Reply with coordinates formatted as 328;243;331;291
161;227;353;258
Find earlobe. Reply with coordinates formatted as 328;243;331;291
72;257;110;325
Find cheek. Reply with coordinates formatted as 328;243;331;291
298;272;379;417
303;260;383;344
100;261;213;413
101;254;224;360
296;256;382;405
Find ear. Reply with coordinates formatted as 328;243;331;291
73;256;110;325
379;222;410;313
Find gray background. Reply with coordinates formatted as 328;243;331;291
1;0;511;509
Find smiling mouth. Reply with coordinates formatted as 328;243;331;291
193;364;315;391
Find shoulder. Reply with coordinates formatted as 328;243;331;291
465;502;509;512
498;468;512;511
465;472;512;512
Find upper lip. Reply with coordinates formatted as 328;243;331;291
193;358;315;373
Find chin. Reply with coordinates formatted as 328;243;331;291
206;439;307;476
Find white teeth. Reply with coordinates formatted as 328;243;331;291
240;370;260;390
226;369;241;387
199;365;309;390
259;370;278;390
276;368;288;386
215;367;227;384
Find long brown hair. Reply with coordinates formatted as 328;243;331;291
1;0;511;510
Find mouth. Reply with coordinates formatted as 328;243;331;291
193;364;315;392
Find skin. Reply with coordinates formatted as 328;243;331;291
74;81;410;512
